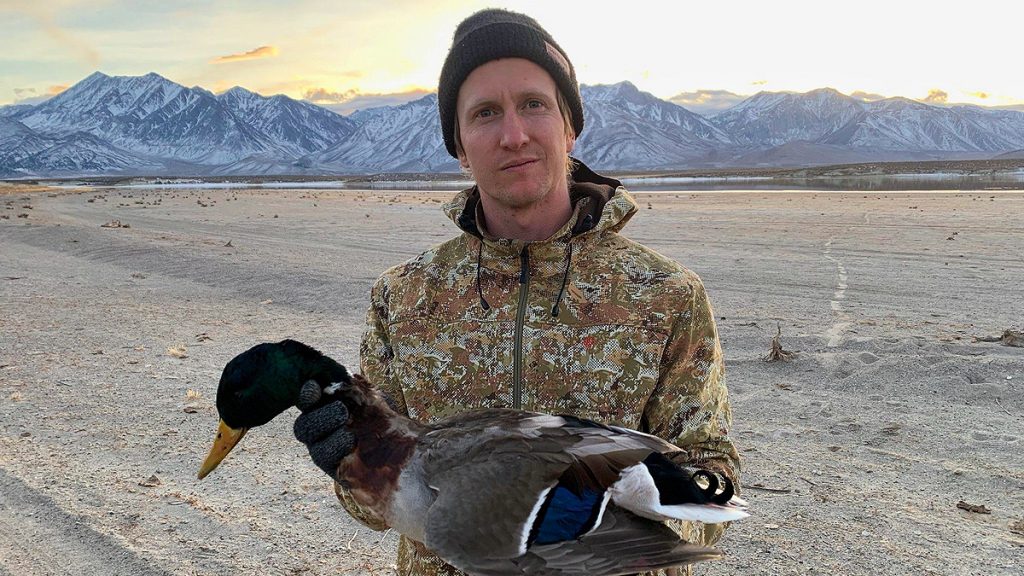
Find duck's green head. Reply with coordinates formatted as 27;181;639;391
197;339;350;479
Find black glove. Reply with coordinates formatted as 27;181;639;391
293;381;355;483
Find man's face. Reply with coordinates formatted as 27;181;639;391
455;58;575;211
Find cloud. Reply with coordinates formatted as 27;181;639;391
969;91;989;100
850;90;886;102
669;89;747;115
11;94;49;106
10;84;68;106
922;89;948;104
751;80;768;86
11;87;43;106
303;88;432;116
303;87;358;103
211;45;279;64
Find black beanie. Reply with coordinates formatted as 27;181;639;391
437;8;585;158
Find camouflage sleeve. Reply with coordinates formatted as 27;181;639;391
360;273;410;415
640;274;741;546
333;274;411;531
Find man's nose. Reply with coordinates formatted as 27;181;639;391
499;110;529;149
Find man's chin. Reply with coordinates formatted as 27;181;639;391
487;179;552;207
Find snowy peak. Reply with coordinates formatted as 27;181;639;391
714;88;1024;156
582;81;647;103
348;93;438;135
41;71;184;118
218;87;357;156
216;86;263;110
9;71;359;169
582;82;692;118
866;96;928;111
712;88;866;146
307;93;454;173
574;82;733;169
822;96;1024;151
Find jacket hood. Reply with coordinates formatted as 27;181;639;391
443;158;637;243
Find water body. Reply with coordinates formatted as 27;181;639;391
36;171;1024;193
625;173;1024;192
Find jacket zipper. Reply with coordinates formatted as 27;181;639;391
513;245;530;409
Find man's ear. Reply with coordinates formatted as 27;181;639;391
457;148;470;170
566;131;576;154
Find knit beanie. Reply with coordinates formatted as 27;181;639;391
438;8;585;158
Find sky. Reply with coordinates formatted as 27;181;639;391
2;0;1022;114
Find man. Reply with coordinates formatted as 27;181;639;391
295;8;740;576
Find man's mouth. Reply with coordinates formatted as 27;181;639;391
501;158;538;171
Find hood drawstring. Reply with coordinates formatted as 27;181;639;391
550;240;573;317
476;239;490;311
475;212;593;316
551;212;593;317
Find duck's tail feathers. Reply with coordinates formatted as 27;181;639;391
518;506;723;576
608;454;750;524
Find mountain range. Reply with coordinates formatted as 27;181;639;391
2;72;1023;177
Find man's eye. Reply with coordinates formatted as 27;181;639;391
476;109;494;119
526;99;544;109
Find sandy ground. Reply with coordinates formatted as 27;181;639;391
1;183;1022;576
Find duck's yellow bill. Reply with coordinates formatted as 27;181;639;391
197;419;248;479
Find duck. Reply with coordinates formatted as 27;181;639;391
198;339;748;576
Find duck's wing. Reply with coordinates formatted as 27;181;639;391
419;411;579;562
517;506;723;576
445;506;722;576
418;411;668;565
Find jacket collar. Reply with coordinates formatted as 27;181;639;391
443;158;637;251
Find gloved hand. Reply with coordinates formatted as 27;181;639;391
293;380;355;483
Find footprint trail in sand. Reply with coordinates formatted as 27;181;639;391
823;236;851;347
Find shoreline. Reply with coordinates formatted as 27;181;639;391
4;158;1024;191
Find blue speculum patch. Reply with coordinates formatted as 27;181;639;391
531;486;604;545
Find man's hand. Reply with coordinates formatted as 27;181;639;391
293;381;355;483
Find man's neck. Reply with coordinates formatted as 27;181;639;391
478;188;573;242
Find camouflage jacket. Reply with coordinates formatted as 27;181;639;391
338;162;740;576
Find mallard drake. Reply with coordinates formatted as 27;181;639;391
198;340;748;576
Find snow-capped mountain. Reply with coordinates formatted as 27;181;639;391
2;71;1024;177
713;89;1024;164
13;72;274;164
0;104;35;118
304;94;457;173
575;82;734;169
14;131;163;174
0;119;54;166
819;98;1024;152
0;117;163;177
4;72;355;173
711;88;865;147
216;86;356;157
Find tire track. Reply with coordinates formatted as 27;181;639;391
2;222;371;315
0;468;172;576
